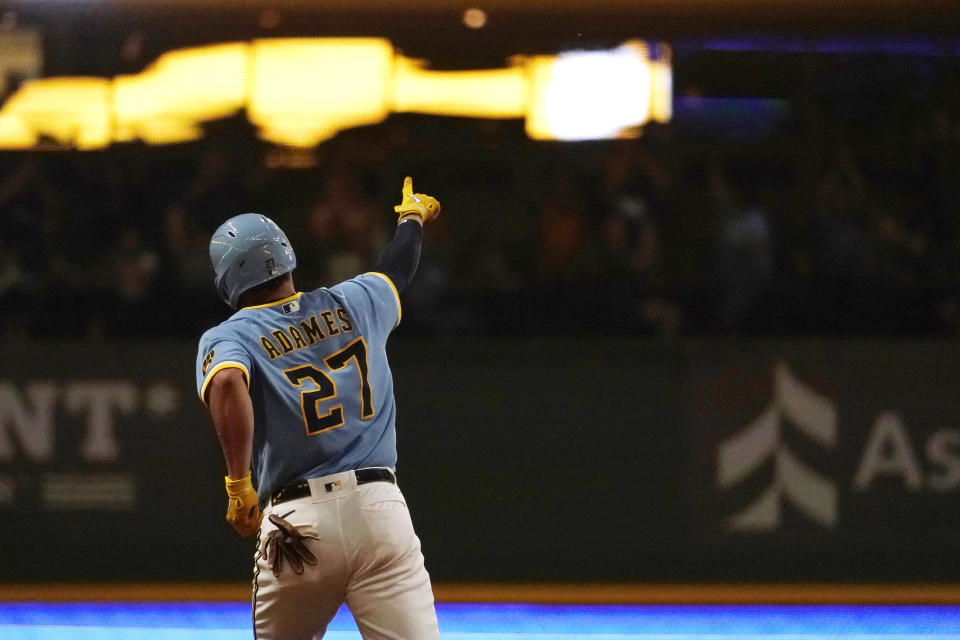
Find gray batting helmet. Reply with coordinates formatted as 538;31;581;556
209;213;297;309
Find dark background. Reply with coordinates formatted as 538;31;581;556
2;2;960;341
1;339;958;583
0;0;959;585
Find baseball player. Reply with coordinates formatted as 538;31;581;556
195;177;441;640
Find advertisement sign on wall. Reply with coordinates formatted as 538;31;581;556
686;342;960;578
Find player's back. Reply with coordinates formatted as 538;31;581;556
197;273;402;500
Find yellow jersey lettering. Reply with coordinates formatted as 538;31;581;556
300;315;325;344
336;307;353;332
289;326;308;349
320;311;340;336
260;336;282;360
258;309;349;360
272;329;295;354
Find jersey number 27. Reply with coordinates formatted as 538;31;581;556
283;337;373;435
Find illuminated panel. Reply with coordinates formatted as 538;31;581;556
0;38;671;149
649;47;673;123
113;43;248;145
526;41;654;141
0;77;111;149
392;56;526;118
248;38;393;147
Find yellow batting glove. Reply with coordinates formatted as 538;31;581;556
394;176;441;224
224;471;263;538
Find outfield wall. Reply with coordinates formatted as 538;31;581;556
1;338;957;583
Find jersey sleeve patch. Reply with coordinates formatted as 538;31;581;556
196;330;254;404
201;348;216;376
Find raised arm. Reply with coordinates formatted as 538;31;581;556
374;176;441;293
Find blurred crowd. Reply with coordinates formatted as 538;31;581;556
1;58;960;340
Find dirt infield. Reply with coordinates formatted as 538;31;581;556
2;582;958;604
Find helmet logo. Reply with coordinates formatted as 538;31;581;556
265;257;276;276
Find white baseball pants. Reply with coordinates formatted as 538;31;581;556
252;469;439;640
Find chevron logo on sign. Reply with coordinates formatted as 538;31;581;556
717;361;838;532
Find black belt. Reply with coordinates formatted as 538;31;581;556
271;468;396;506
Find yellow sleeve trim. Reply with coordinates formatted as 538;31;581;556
367;271;402;327
199;361;250;405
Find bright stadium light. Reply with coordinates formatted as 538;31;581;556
0;77;111;149
248;38;395;148
392;55;526;118
648;51;673;124
526;42;653;141
113;43;248;145
0;37;672;149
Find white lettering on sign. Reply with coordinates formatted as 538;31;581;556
0;381;58;463
714;360;960;537
852;412;960;492
853;412;923;490
0;379;181;465
926;430;960;492
65;381;138;463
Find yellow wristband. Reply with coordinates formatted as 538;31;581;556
225;471;254;496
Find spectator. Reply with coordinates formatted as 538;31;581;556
104;224;160;335
709;161;775;332
809;153;874;332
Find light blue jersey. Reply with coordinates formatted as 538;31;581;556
196;272;402;501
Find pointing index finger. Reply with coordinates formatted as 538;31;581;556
402;176;413;197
